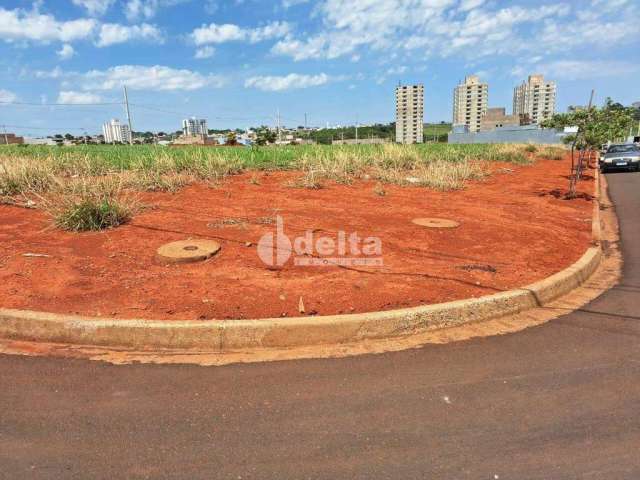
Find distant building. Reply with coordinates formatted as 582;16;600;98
513;74;556;124
182;117;208;137
567;105;587;113
23;137;57;146
453;75;488;133
449;124;566;145
1;133;24;145
102;119;131;144
395;84;424;144
480;107;530;132
172;135;216;146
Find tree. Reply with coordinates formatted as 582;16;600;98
226;131;238;146
255;127;276;146
542;98;636;197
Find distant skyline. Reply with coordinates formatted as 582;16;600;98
1;0;639;136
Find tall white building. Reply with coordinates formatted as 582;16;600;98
395;84;424;144
102;119;131;144
453;75;488;133
513;74;557;124
182;117;208;136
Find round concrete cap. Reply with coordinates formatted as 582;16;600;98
412;217;460;229
156;240;221;264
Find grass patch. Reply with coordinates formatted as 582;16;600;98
0;157;53;196
536;146;565;160
41;177;139;231
0;143;548;228
55;197;132;231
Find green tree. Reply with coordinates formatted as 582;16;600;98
542;98;636;197
226;131;238;146
255;126;276;146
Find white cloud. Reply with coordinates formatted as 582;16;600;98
0;89;18;103
282;0;309;7
191;21;290;45
458;0;485;11
81;65;226;91
194;46;215;59
517;60;640;81
96;23;163;47
0;7;96;43
71;0;115;16
57;91;103;104
244;73;329;92
271;0;638;63
536;14;638;52
124;0;189;21
34;67;66;79
57;44;75;60
125;0;156;20
271;36;328;61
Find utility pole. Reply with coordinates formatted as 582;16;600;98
276;108;281;143
123;85;133;145
304;113;308;130
355;116;359;144
1;124;8;145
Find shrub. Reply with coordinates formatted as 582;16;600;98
537;147;565;160
55;197;132;231
44;177;138;231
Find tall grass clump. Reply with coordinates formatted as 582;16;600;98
373;160;486;190
536;146;565;160
0;157;54;196
55;197;131;231
44;177;138;231
0;143;545;199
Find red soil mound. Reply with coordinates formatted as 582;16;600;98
0;158;595;321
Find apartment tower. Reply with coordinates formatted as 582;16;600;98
102;119;131;144
513;74;556;124
452;75;488;133
182;117;208;136
395;84;424;144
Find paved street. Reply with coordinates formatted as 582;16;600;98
1;172;639;480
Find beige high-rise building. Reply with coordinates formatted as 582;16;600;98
395;84;424;144
513;74;556;124
453;75;488;133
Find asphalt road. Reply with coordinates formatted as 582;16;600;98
1;172;639;480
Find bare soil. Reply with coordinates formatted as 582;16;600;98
0;158;595;321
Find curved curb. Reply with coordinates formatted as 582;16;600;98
0;172;603;352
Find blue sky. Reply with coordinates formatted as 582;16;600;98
1;0;639;136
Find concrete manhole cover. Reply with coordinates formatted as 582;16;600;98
411;217;460;229
156;239;221;264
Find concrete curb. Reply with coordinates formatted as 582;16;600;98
0;172;604;352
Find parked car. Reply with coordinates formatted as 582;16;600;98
600;144;640;172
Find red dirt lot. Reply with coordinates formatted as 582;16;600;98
0;158;595;321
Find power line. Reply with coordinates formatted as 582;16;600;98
1;99;293;124
0;124;87;131
0;101;122;106
130;103;272;122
